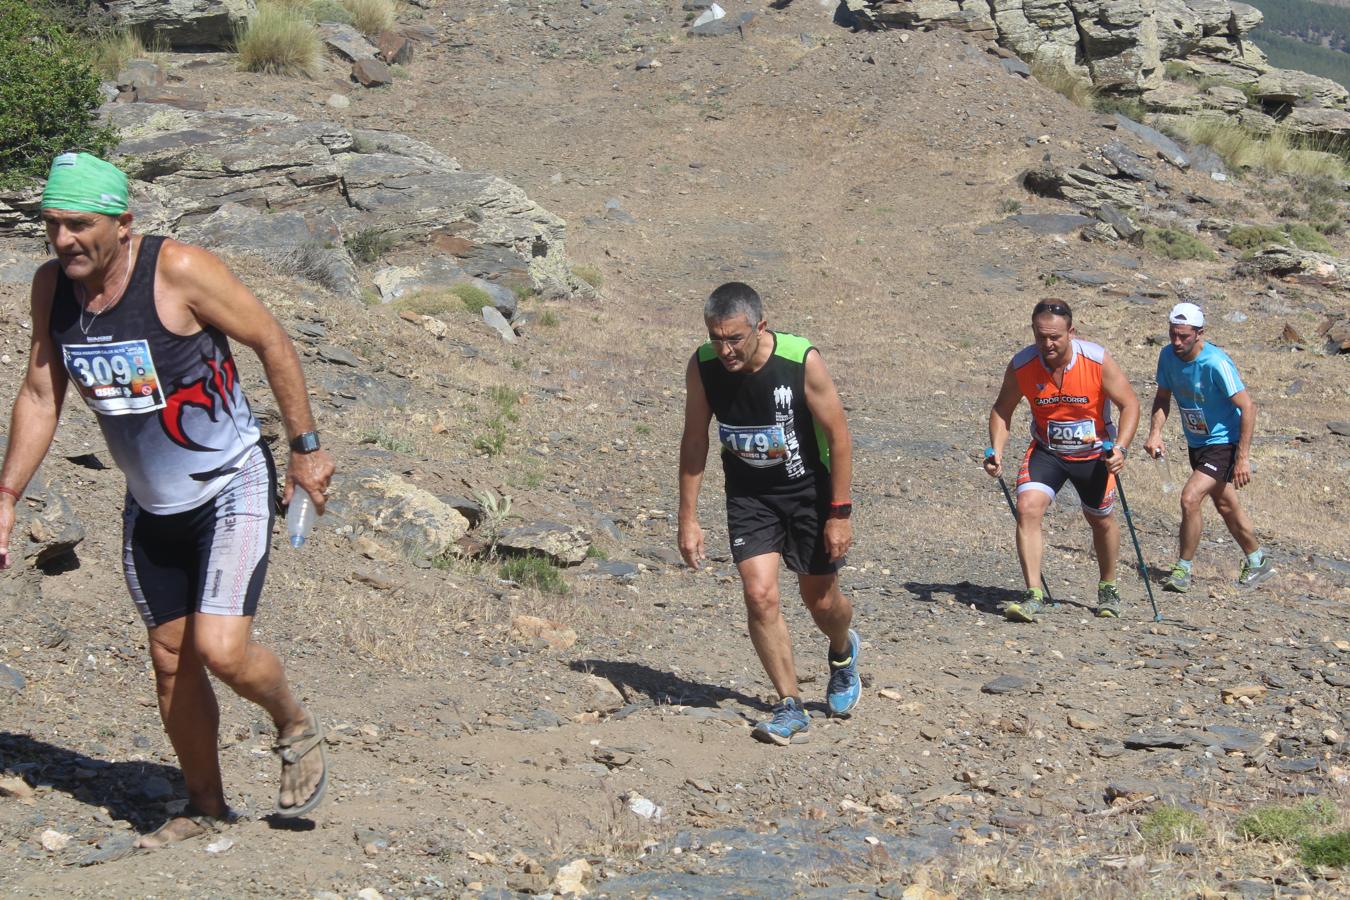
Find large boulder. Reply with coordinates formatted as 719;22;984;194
1281;107;1350;140
1253;69;1350;110
106;0;255;50
328;468;470;563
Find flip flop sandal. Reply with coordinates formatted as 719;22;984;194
272;715;329;819
139;804;235;848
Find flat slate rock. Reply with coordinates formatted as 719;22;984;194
0;664;24;693
981;674;1035;695
689;11;755;36
1203;725;1265;755
1052;269;1115;286
1114;114;1189;168
1004;213;1093;234
1123;730;1193;749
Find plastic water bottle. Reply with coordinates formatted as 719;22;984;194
1153;449;1176;494
286;492;316;548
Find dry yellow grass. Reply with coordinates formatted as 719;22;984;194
341;0;395;35
1166;118;1348;180
235;1;321;77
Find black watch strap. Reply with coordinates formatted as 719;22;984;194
290;431;321;454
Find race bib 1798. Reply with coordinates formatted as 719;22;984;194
62;340;166;416
719;423;788;468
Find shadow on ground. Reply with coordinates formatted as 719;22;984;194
0;731;182;830
902;580;1094;615
570;659;770;712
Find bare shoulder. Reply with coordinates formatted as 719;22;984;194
156;238;228;284
30;261;61;313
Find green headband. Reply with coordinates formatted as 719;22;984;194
40;152;129;215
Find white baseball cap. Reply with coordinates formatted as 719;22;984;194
1168;302;1205;327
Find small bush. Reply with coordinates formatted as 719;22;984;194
341;0;394;35
500;556;568;595
998;198;1023;215
1238;799;1337;843
1285;222;1332;253
452;283;493;313
1094;94;1145;121
489;384;520;421
1141;805;1205;845
1227;225;1289;250
538;310;559;327
345;228;395;264
573;264;604;289
0;0;119;189
1031;63;1095;108
473;426;507;456
308;0;354;24
236;2;321;77
361;428;414;453
1142;227;1216;261
394;290;455;317
1301;830;1350;868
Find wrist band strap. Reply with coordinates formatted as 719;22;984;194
984;447;996;459
829;500;852;507
0;486;21;502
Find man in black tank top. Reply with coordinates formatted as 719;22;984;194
0;153;335;846
679;282;862;746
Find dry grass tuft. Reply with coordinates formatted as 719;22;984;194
236;2;321;77
1165;118;1349;180
341;0;395;35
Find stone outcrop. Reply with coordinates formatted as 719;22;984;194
3;103;582;302
850;0;1350;143
105;0;254;50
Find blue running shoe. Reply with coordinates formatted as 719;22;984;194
826;629;862;718
752;697;809;746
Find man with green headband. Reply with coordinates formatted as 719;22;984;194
0;152;335;847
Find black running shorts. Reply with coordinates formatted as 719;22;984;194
1188;443;1237;484
122;442;277;628
1016;442;1116;516
725;480;841;575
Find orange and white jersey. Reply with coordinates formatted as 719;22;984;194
1011;338;1116;460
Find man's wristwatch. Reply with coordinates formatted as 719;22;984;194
290;431;321;454
828;501;853;520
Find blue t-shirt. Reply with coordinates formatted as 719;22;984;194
1155;342;1245;447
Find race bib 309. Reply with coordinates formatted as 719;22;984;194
62;340;166;416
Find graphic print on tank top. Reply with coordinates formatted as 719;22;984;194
50;236;261;514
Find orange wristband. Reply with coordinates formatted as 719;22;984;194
0;486;20;502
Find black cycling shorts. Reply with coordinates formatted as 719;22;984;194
122;442;277;628
1016;442;1116;516
725;480;842;576
1189;443;1237;483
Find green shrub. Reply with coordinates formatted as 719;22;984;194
1227;225;1289;249
500;556;568;594
538;310;559;327
998;198;1022;215
235;1;321;77
1094;94;1145;121
341;0;395;35
452;283;494;313
1301;830;1350;868
345;228;395;263
1238;798;1337;843
1142;227;1216;261
1285;222;1332;252
308;0;354;24
0;0;119;190
394;290;456;316
1141;805;1205;845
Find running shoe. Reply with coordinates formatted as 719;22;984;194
1004;590;1044;623
1238;557;1275;587
1162;564;1191;593
752;697;809;746
826;629;862;718
1096;582;1121;618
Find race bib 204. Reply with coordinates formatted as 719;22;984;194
1180;407;1209;435
1045;417;1098;454
62;340;166;416
719;423;787;467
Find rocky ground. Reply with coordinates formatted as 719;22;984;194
2;0;1349;897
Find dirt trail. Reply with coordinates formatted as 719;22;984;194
2;0;1349;896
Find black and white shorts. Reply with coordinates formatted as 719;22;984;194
725;479;841;576
1188;443;1238;484
122;442;276;628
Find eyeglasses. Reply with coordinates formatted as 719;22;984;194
1033;301;1071;318
708;333;753;350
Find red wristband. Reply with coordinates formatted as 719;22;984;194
0;486;20;502
829;500;852;507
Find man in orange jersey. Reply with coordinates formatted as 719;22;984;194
983;300;1140;622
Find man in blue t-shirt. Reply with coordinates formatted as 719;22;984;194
1143;303;1273;591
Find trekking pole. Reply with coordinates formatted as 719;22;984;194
1104;441;1163;623
994;471;1056;607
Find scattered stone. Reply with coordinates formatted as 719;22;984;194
0;776;34;799
40;829;72;852
1052;269;1114;286
1067;712;1104;730
482;305;517;343
497;521;591;566
690;10;755;37
1328;422;1350;437
319;23;380;62
376;30;414;65
1221;684;1267;705
1324;729;1343;745
1113;115;1189;168
327;468;471;563
328;93;351;110
1002;213;1094;234
1123;730;1192;749
626;793;663;820
76;834;136;867
553;858;593;895
106;0;250;49
205;836;235;854
352;58;393;88
980;674;1035;695
318;345;361;367
0;664;25;693
355;827;390;855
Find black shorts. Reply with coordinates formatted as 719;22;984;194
1189;443;1237;483
725;481;841;576
1016;442;1116;516
122;443;277;628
